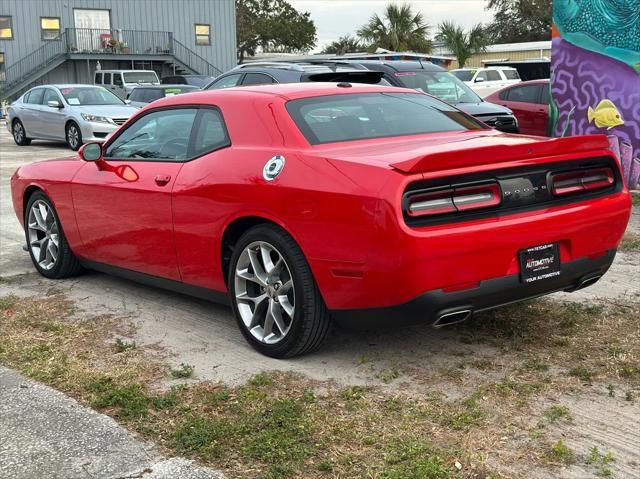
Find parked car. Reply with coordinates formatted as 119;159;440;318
485;80;550;136
7;85;138;150
327;60;520;133
95;69;160;100
204;62;384;89
11;84;630;357
161;74;215;87
127;84;200;108
451;67;521;98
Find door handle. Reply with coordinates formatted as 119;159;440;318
154;174;171;186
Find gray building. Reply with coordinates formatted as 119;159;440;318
0;0;236;99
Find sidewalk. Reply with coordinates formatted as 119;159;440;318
0;366;225;479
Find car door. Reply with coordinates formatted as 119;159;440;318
71;107;199;280
501;84;543;135
20;88;45;137
536;85;550;136
39;88;67;140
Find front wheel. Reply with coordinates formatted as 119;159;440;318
228;224;331;358
25;191;83;279
66;122;83;151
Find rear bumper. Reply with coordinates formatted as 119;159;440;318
331;250;616;328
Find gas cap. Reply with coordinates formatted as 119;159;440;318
263;155;285;181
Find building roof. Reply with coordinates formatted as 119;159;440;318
435;40;552;56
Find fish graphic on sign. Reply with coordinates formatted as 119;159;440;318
587;99;625;130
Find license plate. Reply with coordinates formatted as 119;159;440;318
519;243;561;284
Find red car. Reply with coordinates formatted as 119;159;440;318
11;83;631;357
485;79;550;136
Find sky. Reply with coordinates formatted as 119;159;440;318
289;0;495;52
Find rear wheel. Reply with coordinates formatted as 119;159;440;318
229;224;331;358
25;191;82;279
66;122;83;151
12;119;31;146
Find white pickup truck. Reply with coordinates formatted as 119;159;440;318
451;67;521;98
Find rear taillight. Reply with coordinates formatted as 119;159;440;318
406;182;501;217
551;167;614;196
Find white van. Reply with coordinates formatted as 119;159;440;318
451;67;521;98
94;70;160;100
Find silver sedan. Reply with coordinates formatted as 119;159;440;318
7;84;138;150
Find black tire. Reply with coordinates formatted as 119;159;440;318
66;122;83;151
228;224;331;358
12;119;32;146
24;191;83;279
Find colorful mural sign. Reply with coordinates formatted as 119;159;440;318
550;0;640;189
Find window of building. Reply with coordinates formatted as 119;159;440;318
195;24;210;45
0;16;13;39
41;17;61;40
0;52;5;82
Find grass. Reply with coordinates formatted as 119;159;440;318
170;363;194;379
631;193;640;207
619;232;640;252
114;338;136;353
546;439;575;465
544;405;572;423
586;446;615;477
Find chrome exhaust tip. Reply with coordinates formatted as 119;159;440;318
433;309;472;328
576;275;602;290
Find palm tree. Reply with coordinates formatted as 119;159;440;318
436;21;488;69
357;3;432;53
321;35;364;55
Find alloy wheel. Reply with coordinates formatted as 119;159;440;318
13;122;24;143
67;125;79;149
234;241;295;344
27;200;59;270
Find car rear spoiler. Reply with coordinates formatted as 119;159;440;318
390;134;613;174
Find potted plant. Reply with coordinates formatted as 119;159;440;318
119;41;130;54
108;38;119;52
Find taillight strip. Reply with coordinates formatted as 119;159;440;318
406;181;501;218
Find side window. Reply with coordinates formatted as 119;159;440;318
25;89;44;104
242;73;275;86
486;70;501;81
43;88;61;105
476;71;488;82
208;73;242;90
103;73;112;85
192;108;230;156
94;72;102;84
113;74;123;86
508;85;541;104
105;109;198;161
503;69;520;80
539;85;550;105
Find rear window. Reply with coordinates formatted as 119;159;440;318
287;92;484;145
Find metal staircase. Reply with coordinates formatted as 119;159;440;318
0;29;223;99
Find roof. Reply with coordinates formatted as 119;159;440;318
150;82;414;107
130;84;199;89
436;40;552;56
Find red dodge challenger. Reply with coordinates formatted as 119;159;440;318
11;83;632;357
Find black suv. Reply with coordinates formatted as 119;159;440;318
332;60;519;133
204;62;384;90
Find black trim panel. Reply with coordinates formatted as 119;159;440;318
79;259;230;305
331;250;616;329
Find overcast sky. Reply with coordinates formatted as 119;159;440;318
289;0;494;52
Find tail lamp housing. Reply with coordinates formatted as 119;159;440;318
550;167;614;196
406;181;501;218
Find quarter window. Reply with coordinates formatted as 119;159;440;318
242;73;275;86
0;16;12;39
94;72;103;84
105;108;198;161
192;109;230;156
41;17;61;40
195;24;210;45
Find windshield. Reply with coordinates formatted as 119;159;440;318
123;71;159;84
60;86;124;106
451;70;476;82
394;71;481;103
287;92;484;145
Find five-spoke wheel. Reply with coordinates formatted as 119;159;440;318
229;224;331;358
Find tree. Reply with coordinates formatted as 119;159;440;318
485;0;552;43
356;2;432;53
436;21;488;68
321;35;364;55
236;0;317;63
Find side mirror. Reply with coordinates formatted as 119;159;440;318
124;99;132;104
79;142;103;162
47;100;62;108
475;77;485;83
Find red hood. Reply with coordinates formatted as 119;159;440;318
314;130;612;174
